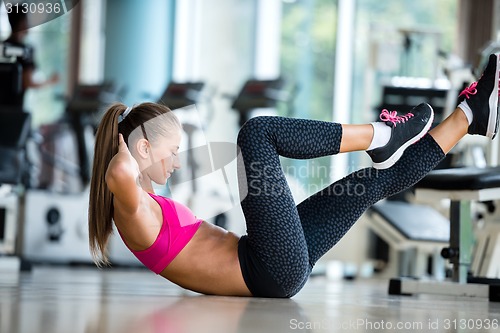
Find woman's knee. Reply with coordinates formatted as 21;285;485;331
282;263;312;297
237;116;271;146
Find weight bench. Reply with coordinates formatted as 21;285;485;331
369;201;450;280
388;167;500;302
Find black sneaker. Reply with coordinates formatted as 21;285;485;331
367;103;434;169
458;53;500;139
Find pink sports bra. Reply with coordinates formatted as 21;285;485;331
119;193;202;274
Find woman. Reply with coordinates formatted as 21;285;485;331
89;54;499;298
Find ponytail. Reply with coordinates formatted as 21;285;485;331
88;103;127;266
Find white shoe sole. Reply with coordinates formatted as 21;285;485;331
373;105;435;170
486;53;500;139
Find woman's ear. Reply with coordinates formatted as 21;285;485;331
135;138;150;159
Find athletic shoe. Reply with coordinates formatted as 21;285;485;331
367;103;434;169
458;53;500;139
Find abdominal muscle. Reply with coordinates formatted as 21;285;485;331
159;221;253;297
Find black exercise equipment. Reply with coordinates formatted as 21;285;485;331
231;78;296;127
0;43;32;186
64;83;121;185
0;111;32;185
370;201;449;243
0;61;22;107
388;167;500;302
378;85;448;122
369;201;449;279
157;82;205;110
0;43;27;107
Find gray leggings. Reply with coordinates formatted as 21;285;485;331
236;116;445;297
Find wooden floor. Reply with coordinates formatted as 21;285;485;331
1;266;499;333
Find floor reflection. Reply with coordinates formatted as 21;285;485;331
1;267;500;333
86;296;310;333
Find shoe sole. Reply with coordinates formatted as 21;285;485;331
373;104;434;170
486;54;500;139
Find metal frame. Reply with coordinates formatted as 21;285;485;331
389;187;500;302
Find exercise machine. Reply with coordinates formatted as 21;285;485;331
367;43;500;300
157;81;207;110
0;112;31;260
369;201;449;280
377;82;449;123
230;77;297;127
20;84;120;265
388;168;500;302
0;42;32;273
0;42;26;111
65;83;121;186
368;153;500;302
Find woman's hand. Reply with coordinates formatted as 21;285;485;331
117;133;140;180
105;134;143;212
106;134;140;184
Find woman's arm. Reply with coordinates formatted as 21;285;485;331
105;134;143;214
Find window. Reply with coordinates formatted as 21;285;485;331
350;0;458;168
352;0;458;123
280;0;337;122
280;0;338;195
22;14;71;127
79;0;105;84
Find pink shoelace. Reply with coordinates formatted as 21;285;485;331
379;109;414;127
459;80;500;99
458;81;478;99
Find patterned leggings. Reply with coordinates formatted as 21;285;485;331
236;116;445;297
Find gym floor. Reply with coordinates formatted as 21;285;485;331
1;266;499;333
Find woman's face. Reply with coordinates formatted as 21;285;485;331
144;130;182;185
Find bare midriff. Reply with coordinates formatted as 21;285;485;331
160;221;252;297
